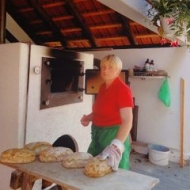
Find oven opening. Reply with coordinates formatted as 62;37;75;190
51;63;80;93
41;57;84;109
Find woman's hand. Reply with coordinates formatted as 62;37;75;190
80;114;91;126
98;139;124;171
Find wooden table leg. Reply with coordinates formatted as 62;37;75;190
21;173;35;190
10;170;23;189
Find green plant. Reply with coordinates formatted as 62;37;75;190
147;0;190;45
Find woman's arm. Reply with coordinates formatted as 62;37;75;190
80;113;93;127
116;107;133;143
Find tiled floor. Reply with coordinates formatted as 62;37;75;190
130;152;190;190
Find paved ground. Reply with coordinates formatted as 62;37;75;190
130;152;190;190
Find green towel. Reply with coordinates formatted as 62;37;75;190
158;78;171;107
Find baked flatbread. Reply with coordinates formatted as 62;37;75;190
83;157;112;177
62;152;92;168
24;141;52;155
39;147;73;162
0;148;36;163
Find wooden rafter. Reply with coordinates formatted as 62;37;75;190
42;1;65;8
90;23;122;30
6;1;42;45
119;15;137;45
28;0;68;47
6;0;168;50
82;9;115;17
64;0;98;47
96;36;128;41
135;33;160;38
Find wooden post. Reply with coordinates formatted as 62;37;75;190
180;78;185;168
0;0;6;43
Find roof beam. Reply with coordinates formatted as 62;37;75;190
82;9;115;17
42;1;65;8
64;0;98;47
90;23;122;30
66;43;170;51
119;15;137;45
136;33;159;38
97;0;157;33
97;0;186;46
96;36;128;41
6;3;35;44
28;0;68;47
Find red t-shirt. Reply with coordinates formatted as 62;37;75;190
92;77;133;126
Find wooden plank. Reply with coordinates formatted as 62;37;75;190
180;77;185;168
1;160;159;190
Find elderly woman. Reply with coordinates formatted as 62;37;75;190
80;54;133;171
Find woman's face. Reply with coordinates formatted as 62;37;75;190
100;62;120;82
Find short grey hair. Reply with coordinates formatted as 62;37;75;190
100;54;123;70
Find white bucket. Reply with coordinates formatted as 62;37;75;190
148;144;170;166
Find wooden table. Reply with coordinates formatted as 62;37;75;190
1;160;159;190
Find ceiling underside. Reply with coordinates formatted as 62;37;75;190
6;0;171;51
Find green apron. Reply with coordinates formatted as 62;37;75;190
87;125;131;170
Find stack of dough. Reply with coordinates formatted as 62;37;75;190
24;141;52;155
83;157;112;177
39;147;73;162
62;152;92;168
0;148;36;163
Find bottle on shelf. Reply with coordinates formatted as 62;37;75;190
149;60;155;71
144;58;150;71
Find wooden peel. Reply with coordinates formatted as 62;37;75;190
180;78;185;168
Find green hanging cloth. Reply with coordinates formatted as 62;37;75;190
158;78;171;107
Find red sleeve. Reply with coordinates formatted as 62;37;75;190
117;83;134;108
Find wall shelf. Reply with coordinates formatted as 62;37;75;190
130;70;169;80
130;75;167;79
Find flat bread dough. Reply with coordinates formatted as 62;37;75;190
62;152;92;168
83;157;112;177
38;147;73;162
0;148;36;163
24;141;52;155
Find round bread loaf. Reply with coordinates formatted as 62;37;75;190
62;152;92;168
38;147;73;162
24;141;52;155
83;157;112;177
0;148;36;163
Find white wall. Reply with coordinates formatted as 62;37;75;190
0;43;94;189
26;44;93;152
0;43;30;190
91;47;190;162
